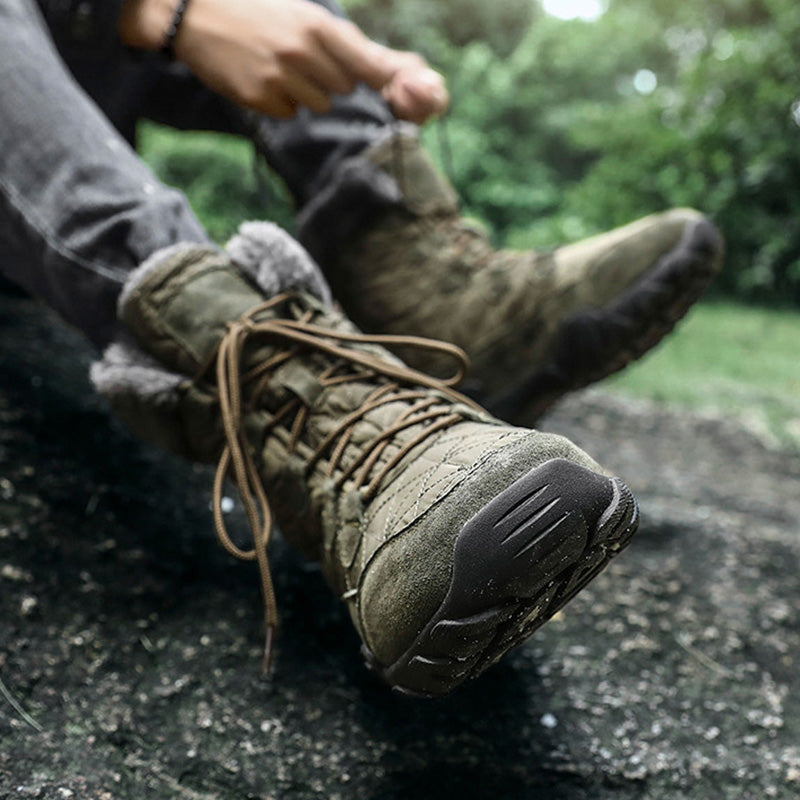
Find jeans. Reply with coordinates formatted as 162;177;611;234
0;0;396;348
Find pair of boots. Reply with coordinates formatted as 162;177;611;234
93;133;722;697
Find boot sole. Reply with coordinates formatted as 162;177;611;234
362;458;639;697
487;217;724;422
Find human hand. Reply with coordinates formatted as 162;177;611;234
119;0;448;123
371;44;449;124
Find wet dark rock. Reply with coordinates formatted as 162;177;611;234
1;293;799;799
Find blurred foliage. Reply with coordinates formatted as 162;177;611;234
345;0;800;305
138;125;295;244
142;0;800;305
345;0;535;57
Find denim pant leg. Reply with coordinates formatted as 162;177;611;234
0;0;210;349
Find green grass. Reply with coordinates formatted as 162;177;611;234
603;301;800;449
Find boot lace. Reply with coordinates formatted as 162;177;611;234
208;294;482;674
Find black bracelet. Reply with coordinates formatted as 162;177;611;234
161;0;192;60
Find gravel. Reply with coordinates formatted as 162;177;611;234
2;294;799;800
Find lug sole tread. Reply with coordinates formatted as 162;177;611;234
363;460;639;698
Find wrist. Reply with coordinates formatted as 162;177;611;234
118;0;176;49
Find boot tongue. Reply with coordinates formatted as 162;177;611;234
120;246;268;376
367;132;459;216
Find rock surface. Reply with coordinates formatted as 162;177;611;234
1;294;799;800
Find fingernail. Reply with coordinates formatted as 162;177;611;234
418;69;444;87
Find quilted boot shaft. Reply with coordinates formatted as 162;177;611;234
300;130;724;420
111;243;639;695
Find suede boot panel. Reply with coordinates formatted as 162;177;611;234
302;130;718;405
355;429;602;665
362;131;459;217
120;248;267;375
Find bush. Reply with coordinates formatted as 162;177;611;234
142;0;800;306
351;0;800;306
138;125;293;244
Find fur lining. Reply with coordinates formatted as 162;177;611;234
118;222;331;316
226;220;332;305
90;337;193;456
93;225;330;456
90;339;183;405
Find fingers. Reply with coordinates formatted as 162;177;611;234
242;8;448;121
255;14;387;117
278;67;334;114
411;69;450;112
313;22;450;123
255;49;448;123
302;48;355;96
281;40;356;96
263;94;298;119
384;86;443;124
382;61;449;123
315;19;395;91
232;62;329;118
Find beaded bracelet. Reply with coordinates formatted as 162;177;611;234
161;0;192;60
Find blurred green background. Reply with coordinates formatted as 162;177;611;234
138;0;800;449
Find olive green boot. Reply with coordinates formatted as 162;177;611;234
298;130;724;421
94;234;638;696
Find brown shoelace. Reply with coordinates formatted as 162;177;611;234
209;295;482;674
